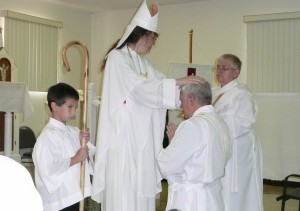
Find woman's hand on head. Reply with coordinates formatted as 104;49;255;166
175;75;206;86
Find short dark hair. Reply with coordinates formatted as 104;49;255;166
47;83;79;112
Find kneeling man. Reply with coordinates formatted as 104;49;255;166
157;82;231;211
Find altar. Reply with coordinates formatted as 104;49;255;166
0;81;33;160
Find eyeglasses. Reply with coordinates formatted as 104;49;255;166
212;65;236;72
151;35;157;42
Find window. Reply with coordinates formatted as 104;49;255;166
2;11;63;91
244;11;300;93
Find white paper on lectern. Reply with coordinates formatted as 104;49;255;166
167;62;214;126
0;81;34;116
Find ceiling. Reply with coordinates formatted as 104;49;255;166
40;0;205;13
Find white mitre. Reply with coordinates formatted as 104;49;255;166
116;0;159;48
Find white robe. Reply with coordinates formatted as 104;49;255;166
157;105;232;211
0;155;43;211
91;45;179;211
212;79;264;211
33;118;96;211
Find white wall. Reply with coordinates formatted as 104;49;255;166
90;0;300;95
254;93;300;180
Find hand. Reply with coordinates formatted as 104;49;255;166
70;146;89;166
80;128;90;142
166;122;177;142
176;75;206;86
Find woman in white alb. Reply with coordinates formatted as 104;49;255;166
91;1;204;211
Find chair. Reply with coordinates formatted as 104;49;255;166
276;174;300;211
19;126;36;164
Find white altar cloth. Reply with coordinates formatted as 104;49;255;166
0;81;34;157
0;81;33;117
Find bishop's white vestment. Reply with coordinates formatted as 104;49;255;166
157;105;232;211
91;45;179;211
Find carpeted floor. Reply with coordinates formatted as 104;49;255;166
84;197;100;211
83;180;168;211
25;164;299;211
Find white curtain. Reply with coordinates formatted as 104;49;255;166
245;11;300;93
2;11;62;91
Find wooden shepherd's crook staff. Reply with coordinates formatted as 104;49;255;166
62;40;89;211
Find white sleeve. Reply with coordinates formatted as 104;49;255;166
33;131;70;193
157;121;204;177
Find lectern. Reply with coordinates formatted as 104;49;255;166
0;82;33;158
